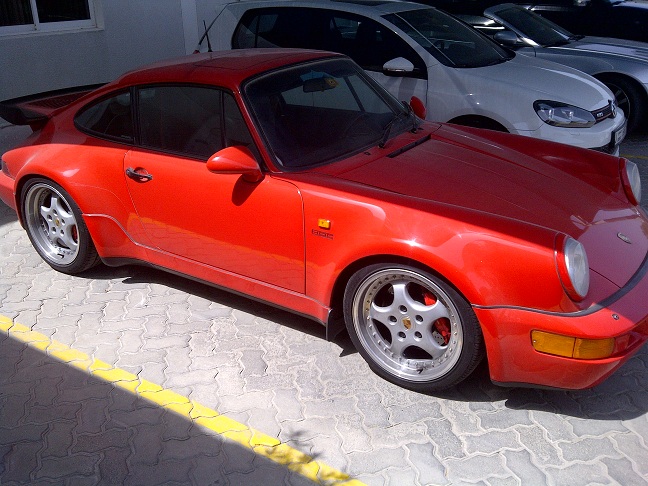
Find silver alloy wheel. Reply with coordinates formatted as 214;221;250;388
351;268;464;383
24;182;80;266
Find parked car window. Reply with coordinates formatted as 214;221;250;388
136;86;257;160
75;91;134;143
233;8;427;78
384;9;512;68
492;6;572;46
244;58;404;169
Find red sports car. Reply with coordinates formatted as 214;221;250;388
1;49;647;391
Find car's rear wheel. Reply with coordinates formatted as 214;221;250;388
344;264;484;391
22;178;100;274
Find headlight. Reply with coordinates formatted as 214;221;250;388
555;235;590;301
534;100;596;128
620;158;642;206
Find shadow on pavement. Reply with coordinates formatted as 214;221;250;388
77;261;648;421
434;345;648;420
0;199;18;227
80;263;341;345
0;332;327;485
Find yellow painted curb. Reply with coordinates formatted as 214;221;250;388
0;315;364;485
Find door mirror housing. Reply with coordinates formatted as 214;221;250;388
493;31;525;47
383;57;415;74
206;146;263;183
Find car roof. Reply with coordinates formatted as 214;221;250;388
222;0;431;15
109;49;343;91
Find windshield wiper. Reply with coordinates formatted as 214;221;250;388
379;103;419;148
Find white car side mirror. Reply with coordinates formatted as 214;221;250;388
383;57;415;74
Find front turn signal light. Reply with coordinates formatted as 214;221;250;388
531;331;615;360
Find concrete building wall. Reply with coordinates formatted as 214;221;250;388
0;0;201;100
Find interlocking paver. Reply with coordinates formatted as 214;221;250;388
501;448;547;485
406;442;449;485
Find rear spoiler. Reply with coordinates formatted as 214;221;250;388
0;83;105;129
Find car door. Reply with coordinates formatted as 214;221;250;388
123;84;305;292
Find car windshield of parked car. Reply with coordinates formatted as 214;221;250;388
384;8;512;67
244;58;410;169
488;6;574;46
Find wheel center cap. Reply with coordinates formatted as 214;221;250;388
55;218;60;227
402;316;412;330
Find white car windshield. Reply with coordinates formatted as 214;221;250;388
384;8;513;68
244;58;414;169
488;6;575;47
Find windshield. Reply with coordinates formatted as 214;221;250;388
489;6;574;46
244;58;410;169
384;8;512;68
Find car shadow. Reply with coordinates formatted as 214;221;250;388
0;200;18;227
80;263;648;421
0;333;329;485
80;263;335;343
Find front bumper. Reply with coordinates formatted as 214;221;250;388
516;111;626;152
475;253;648;390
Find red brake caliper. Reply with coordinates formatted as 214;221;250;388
424;290;451;345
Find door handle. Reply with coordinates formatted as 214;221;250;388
126;167;153;182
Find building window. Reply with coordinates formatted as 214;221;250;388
1;0;96;34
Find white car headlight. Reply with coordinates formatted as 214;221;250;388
556;235;590;301
534;100;596;128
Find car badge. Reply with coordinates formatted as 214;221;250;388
402;317;412;330
617;232;632;244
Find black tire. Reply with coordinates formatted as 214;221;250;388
343;263;485;392
21;178;100;274
600;76;646;134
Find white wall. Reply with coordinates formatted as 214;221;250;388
0;0;193;100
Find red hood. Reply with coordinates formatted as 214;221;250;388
318;124;648;287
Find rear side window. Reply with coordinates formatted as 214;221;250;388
75;91;134;142
233;7;426;78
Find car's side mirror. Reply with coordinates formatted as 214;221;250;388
383;57;415;75
494;31;525;47
410;96;426;120
206;146;263;183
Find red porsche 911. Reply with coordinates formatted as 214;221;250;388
1;49;647;392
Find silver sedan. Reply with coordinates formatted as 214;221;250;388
463;3;648;133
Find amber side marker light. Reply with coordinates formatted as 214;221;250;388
531;330;615;359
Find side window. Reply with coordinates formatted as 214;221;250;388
138;85;224;159
137;85;258;160
75;91;134;143
328;14;427;77
223;93;262;162
233;8;426;79
233;9;312;48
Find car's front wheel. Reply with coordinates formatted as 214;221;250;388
21;178;100;274
600;75;646;134
344;264;484;391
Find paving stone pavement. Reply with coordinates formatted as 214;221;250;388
1;121;648;485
